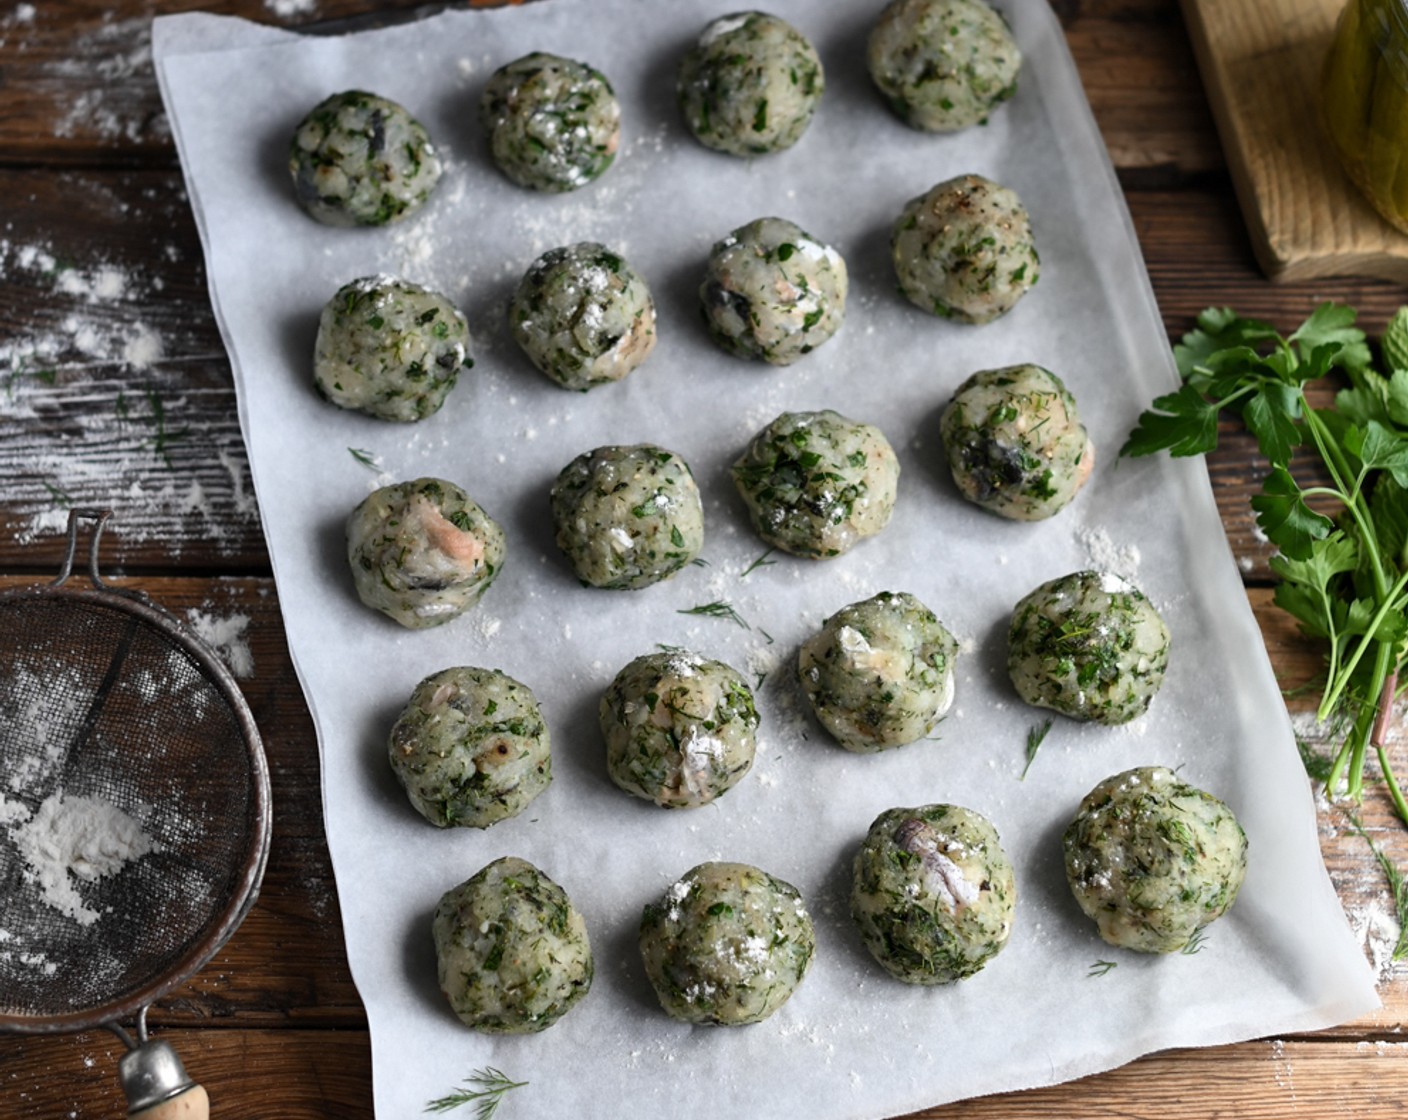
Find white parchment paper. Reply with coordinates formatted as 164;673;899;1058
154;2;1380;1116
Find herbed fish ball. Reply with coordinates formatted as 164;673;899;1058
638;861;814;1024
1007;570;1170;724
479;52;620;192
388;667;550;828
509;243;656;391
940;363;1094;520
732;409;899;558
289;89;441;226
600;650;758;809
700;216;848;365
851;804;1017;984
432;857;593;1033
550;444;704;590
313;275;472;422
1063;766;1248;953
868;0;1021;132
677;11;825;156
799;591;957;752
346;477;505;629
892;173;1039;324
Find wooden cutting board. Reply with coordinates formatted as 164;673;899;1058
1182;0;1408;282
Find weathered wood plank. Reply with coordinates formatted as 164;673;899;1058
4;1031;1408;1120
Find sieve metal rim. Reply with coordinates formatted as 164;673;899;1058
0;510;273;1035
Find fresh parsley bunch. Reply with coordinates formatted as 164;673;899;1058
1123;303;1408;826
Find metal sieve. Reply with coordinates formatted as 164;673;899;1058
0;509;272;1117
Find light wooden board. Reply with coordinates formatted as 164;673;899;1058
1182;0;1408;282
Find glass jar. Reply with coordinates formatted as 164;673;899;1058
1323;0;1408;233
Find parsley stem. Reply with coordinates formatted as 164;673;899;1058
1317;567;1408;720
1378;740;1408;827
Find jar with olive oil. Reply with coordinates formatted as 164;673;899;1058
1323;0;1408;232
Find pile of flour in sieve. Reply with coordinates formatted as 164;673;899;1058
0;791;161;927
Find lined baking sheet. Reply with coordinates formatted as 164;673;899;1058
155;2;1379;1116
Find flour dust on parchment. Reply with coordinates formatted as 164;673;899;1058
0;791;161;928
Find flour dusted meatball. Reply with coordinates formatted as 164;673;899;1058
289;90;441;226
892;174;1039;323
479;52;620;192
732;410;898;558
700;217;847;365
677;11;825;156
551;445;703;590
851;804;1016;984
313;276;471;422
433;857;593;1033
1063;766;1247;953
600;650;757;808
868;0;1021;131
388;667;550;828
639;861;814;1024
799;592;957;752
1007;570;1170;724
940;364;1093;520
510;243;656;391
346;478;505;628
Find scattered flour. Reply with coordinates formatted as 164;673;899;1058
1;791;161;927
1074;525;1142;582
1347;898;1403;984
186;609;255;679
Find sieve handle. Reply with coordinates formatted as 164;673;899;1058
129;1085;209;1120
52;507;115;589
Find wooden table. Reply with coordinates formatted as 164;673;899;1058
2;1;1406;1115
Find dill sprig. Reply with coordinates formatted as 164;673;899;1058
425;1067;527;1117
677;599;750;630
349;446;380;470
1020;717;1053;780
1346;812;1408;961
1182;928;1209;955
740;548;776;577
1087;959;1117;977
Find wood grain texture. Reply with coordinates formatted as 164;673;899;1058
4;1;1408;1117
1181;0;1408;281
5;1031;1408;1120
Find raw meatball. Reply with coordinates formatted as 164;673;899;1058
432;856;593;1033
479;52;620;192
1063;766;1247;953
732;409;899;558
892;174;1039;324
289;90;442;227
313;275;472;422
701;217;848;365
677;11;825;156
388;667;550;828
1007;570;1170;724
346;477;505;629
638;861;814;1024
868;0;1021;131
600;650;757;808
851;804;1016;984
940;363;1094;520
509;243;656;391
799;592;957;752
550;445;704;590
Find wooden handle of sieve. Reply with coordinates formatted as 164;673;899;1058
129;1084;209;1120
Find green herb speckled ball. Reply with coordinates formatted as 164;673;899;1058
433;857;593;1033
851;804;1016;984
1063;767;1247;953
389;666;550;828
639;861;814;1024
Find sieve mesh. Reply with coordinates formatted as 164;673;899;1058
0;585;269;1031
